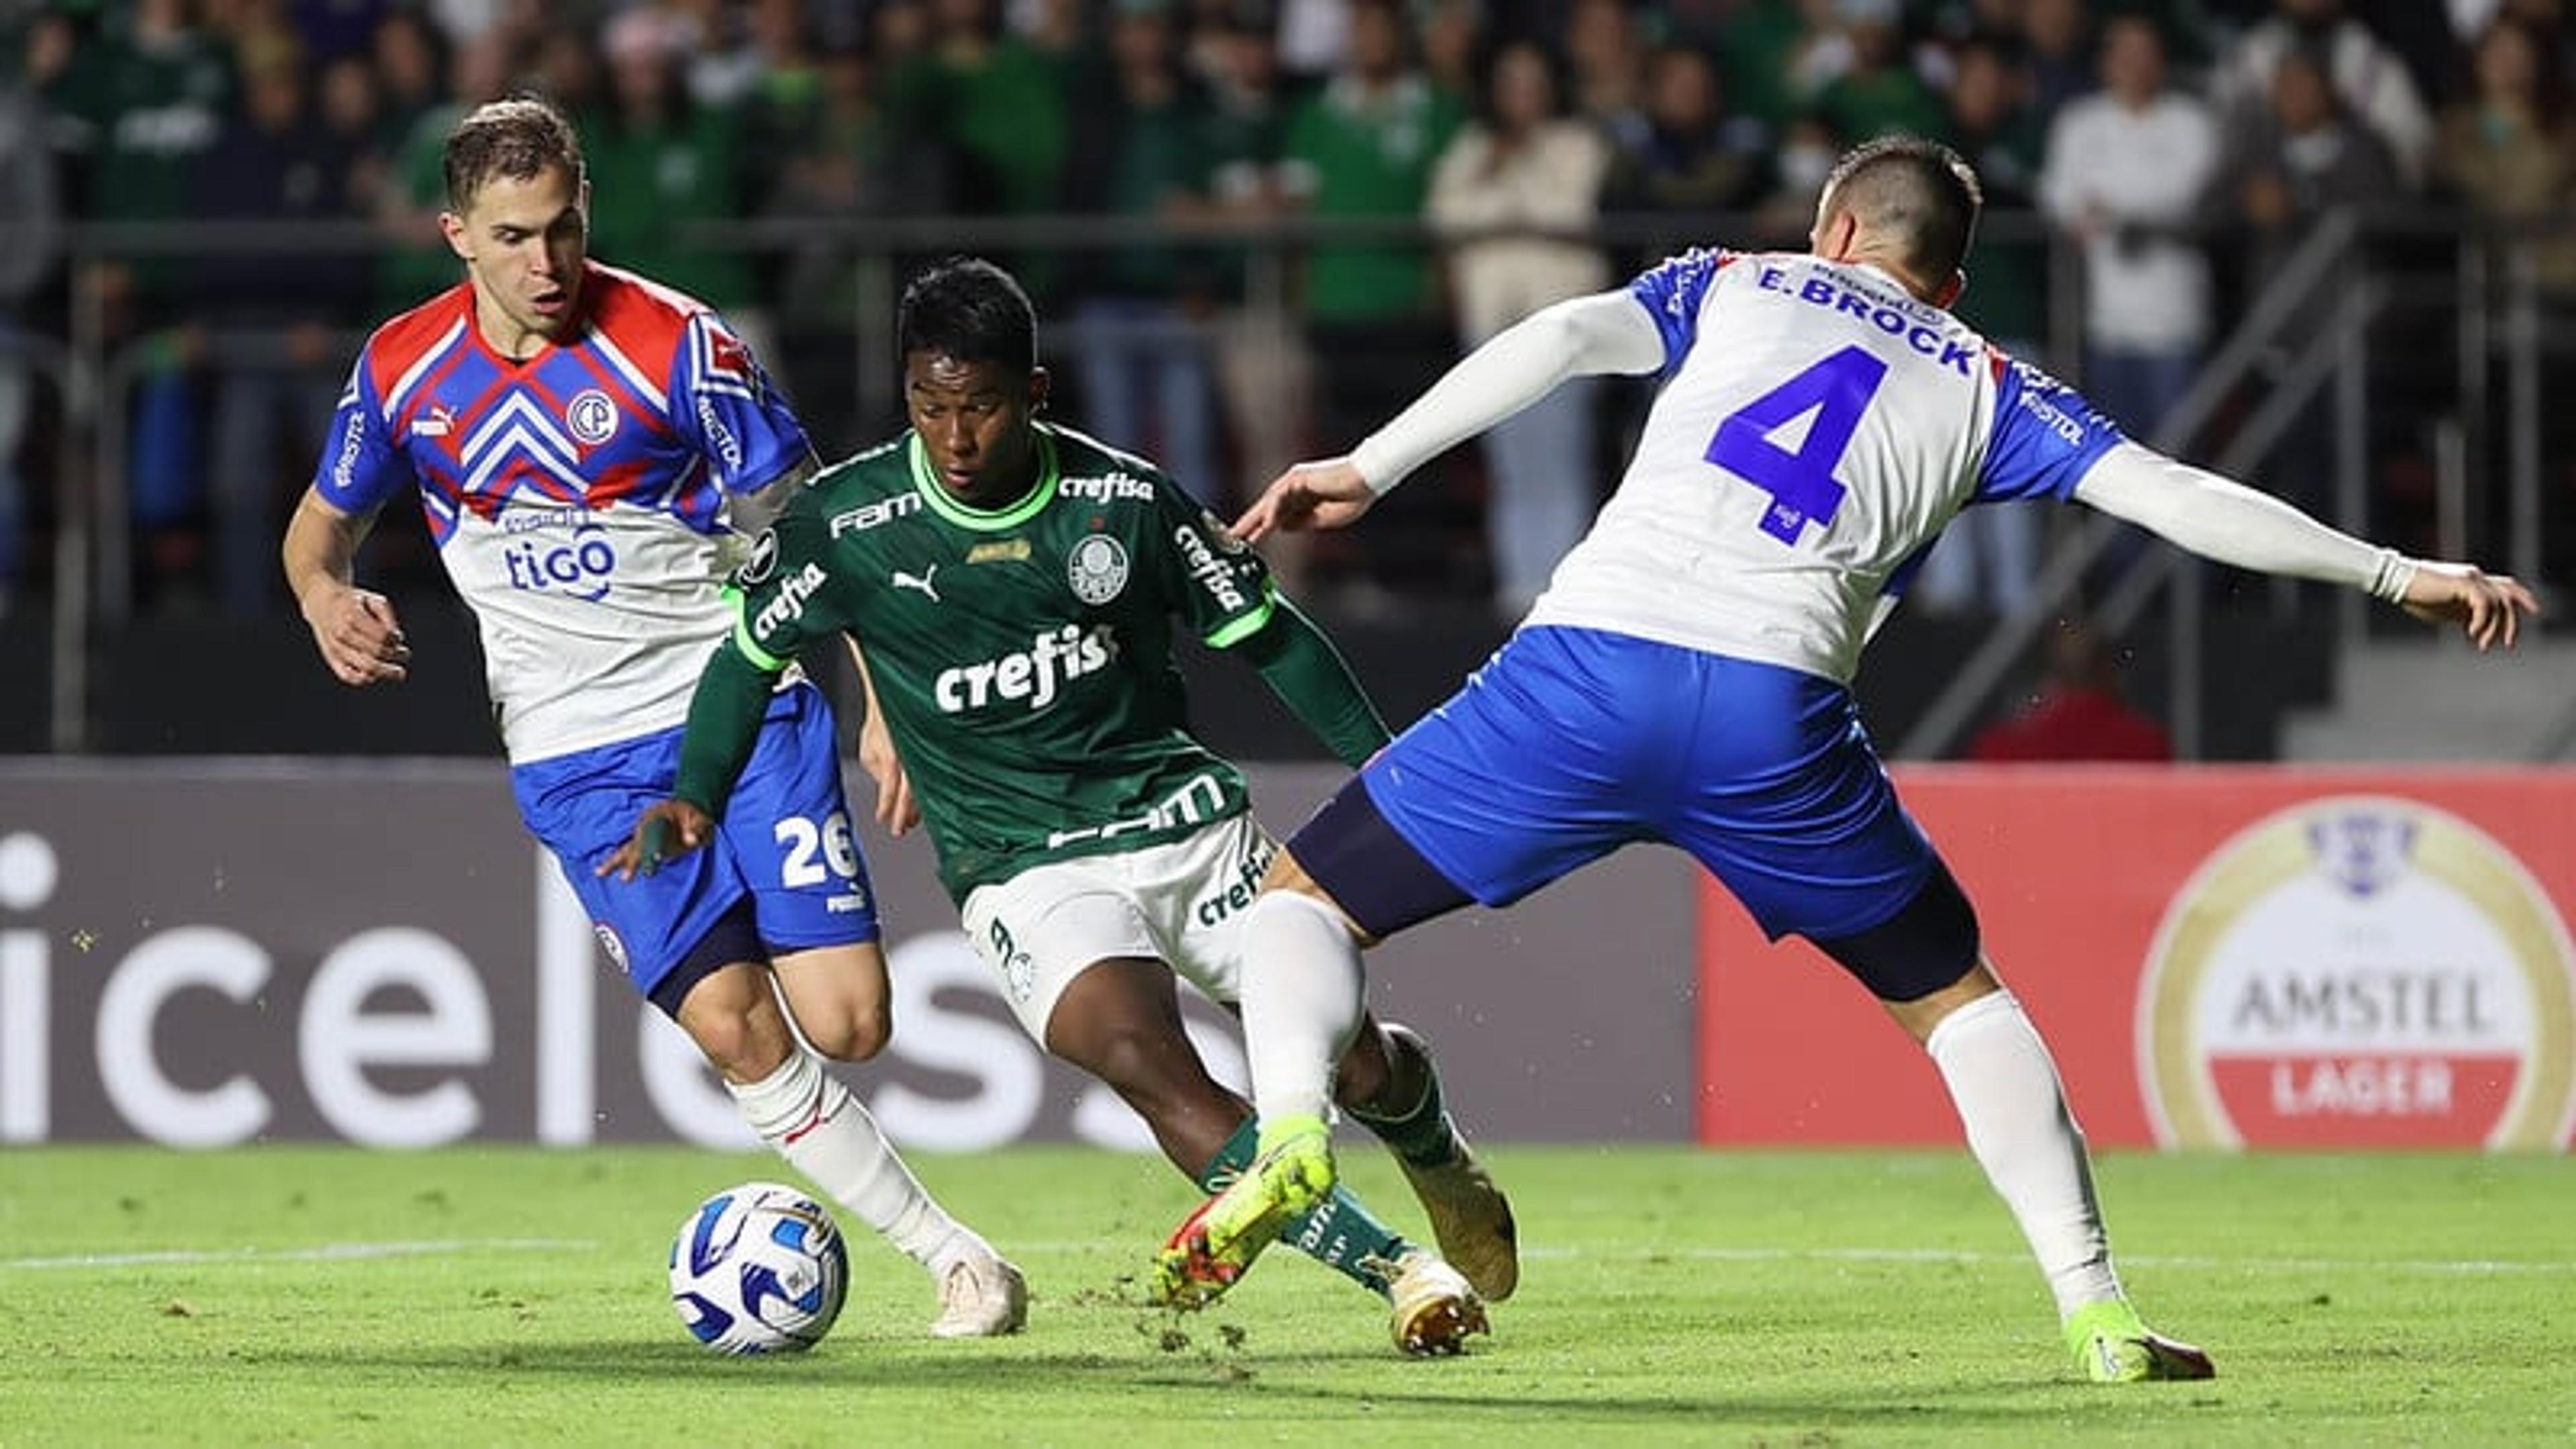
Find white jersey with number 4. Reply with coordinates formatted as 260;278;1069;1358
1524;249;2125;684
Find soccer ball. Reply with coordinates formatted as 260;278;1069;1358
669;1181;849;1354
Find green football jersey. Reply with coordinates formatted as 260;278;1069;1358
730;423;1276;903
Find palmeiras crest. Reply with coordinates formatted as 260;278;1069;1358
1067;533;1129;605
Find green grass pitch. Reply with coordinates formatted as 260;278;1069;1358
1;1146;2569;1446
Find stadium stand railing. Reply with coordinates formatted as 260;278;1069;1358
14;209;2569;758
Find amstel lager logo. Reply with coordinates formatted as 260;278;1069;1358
2139;796;2575;1148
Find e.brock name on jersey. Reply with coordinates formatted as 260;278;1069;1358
735;423;1279;903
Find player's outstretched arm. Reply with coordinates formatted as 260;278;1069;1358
600;643;775;881
282;487;411;686
1235;288;1664;543
2070;442;2542;650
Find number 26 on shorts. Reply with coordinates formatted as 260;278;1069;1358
775;811;861;888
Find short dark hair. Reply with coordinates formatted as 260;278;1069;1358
443;94;584;213
1820;134;1984;286
898;257;1036;374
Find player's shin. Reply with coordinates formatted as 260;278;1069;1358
1922;990;2125;1318
1238;890;1366;1138
727;1048;991;1279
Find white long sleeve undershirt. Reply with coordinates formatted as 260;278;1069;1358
2072;441;2416;602
1349;289;1666;494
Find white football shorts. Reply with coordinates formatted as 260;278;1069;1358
958;811;1276;1040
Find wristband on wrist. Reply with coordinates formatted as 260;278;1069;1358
2367;549;2418;604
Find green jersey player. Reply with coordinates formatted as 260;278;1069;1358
610;258;1515;1356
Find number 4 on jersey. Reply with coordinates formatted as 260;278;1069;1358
1704;345;1888;545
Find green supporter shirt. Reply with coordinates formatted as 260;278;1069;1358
83;32;229;308
586;108;754;312
888;37;1067;216
1098;88;1214;299
1285;75;1461;321
728;423;1285;903
1816;70;1949;158
1949;121;2051;350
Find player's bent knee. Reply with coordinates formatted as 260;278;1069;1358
802;1004;892;1065
769;943;896;1064
684;1004;797;1084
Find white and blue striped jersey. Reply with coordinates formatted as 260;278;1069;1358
1524;249;2125;684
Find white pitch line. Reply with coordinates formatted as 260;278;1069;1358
0;1238;600;1271
1513;1245;2576;1276
1016;1241;2576;1276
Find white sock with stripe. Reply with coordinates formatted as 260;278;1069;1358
727;1049;981;1278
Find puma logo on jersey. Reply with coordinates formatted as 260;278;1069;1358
893;564;941;602
934;623;1116;712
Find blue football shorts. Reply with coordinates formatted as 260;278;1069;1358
1359;625;1940;943
514;678;882;1001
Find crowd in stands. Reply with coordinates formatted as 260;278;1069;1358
1;0;2569;625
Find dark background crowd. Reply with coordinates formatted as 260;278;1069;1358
0;0;2569;671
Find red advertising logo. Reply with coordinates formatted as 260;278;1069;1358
2138;796;2576;1148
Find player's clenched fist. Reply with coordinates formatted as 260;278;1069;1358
301;584;412;686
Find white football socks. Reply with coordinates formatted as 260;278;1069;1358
1922;989;2125;1320
727;1049;983;1279
1239;890;1369;1132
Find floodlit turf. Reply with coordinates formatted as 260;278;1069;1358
1;1146;2569;1446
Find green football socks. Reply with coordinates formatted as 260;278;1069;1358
1347;1046;1463;1169
1199;1115;1406;1297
